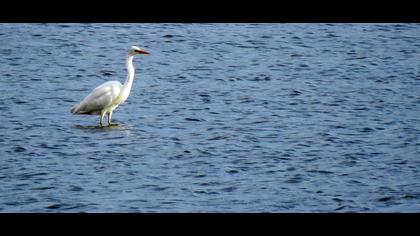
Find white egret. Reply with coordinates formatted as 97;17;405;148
71;46;150;126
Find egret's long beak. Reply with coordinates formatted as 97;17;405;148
135;49;150;55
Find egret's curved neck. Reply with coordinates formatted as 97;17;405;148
124;55;135;89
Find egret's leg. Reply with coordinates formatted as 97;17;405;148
100;111;106;127
108;111;112;126
108;110;117;126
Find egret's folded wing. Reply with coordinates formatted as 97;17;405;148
71;81;122;114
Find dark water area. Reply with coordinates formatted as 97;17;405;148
1;23;420;212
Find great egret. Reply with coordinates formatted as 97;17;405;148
71;46;150;126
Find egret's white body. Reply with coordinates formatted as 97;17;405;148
71;46;149;126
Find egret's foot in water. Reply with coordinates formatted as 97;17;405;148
108;123;118;127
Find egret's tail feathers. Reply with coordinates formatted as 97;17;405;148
71;103;81;114
71;103;99;115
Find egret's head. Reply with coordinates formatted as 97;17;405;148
128;46;150;56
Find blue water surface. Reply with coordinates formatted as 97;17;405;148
0;23;420;212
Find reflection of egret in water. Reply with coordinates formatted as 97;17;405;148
73;123;135;136
71;46;150;127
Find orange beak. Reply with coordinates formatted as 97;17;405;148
135;49;150;55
